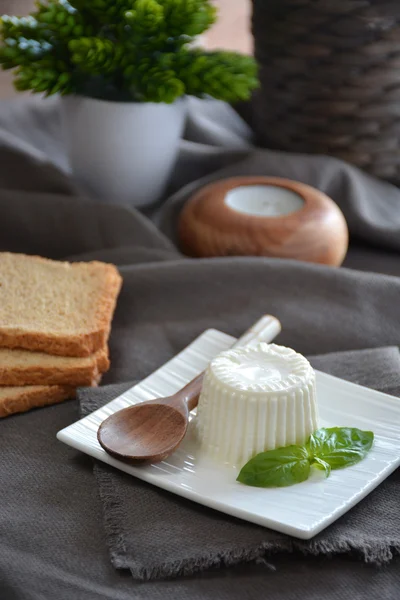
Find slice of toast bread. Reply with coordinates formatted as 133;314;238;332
0;253;122;357
0;385;74;418
0;376;101;418
0;345;109;386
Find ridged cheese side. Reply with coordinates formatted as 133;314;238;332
196;343;318;466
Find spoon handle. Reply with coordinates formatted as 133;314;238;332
232;315;282;350
178;315;282;412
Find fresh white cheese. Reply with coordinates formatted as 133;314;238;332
195;343;318;467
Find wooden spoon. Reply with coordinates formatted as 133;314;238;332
97;315;281;463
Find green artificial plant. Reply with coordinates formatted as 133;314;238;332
0;0;258;103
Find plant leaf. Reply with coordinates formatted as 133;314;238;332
237;445;310;488
312;456;331;477
307;427;374;470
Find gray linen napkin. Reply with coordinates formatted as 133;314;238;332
79;346;400;581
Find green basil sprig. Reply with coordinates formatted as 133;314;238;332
237;427;374;488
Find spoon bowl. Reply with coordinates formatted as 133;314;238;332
98;402;189;463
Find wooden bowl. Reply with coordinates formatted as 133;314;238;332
178;177;349;266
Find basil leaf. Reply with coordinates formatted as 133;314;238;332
237;445;310;488
312;457;331;477
307;427;374;470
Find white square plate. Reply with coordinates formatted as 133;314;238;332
57;330;400;540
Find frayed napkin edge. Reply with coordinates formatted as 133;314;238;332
123;539;400;582
93;462;400;581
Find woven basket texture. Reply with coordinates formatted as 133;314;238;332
251;0;400;180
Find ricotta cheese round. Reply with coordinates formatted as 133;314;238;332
195;343;318;466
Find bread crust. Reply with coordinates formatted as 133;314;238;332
0;385;74;418
0;347;109;386
0;375;102;418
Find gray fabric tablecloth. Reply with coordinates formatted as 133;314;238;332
1;96;400;599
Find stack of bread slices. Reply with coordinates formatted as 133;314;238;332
0;253;122;418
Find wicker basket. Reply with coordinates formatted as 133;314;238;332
251;0;400;180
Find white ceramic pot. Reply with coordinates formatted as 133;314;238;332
60;96;187;208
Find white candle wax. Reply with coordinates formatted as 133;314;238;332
225;185;304;217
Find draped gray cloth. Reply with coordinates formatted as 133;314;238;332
0;96;400;599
